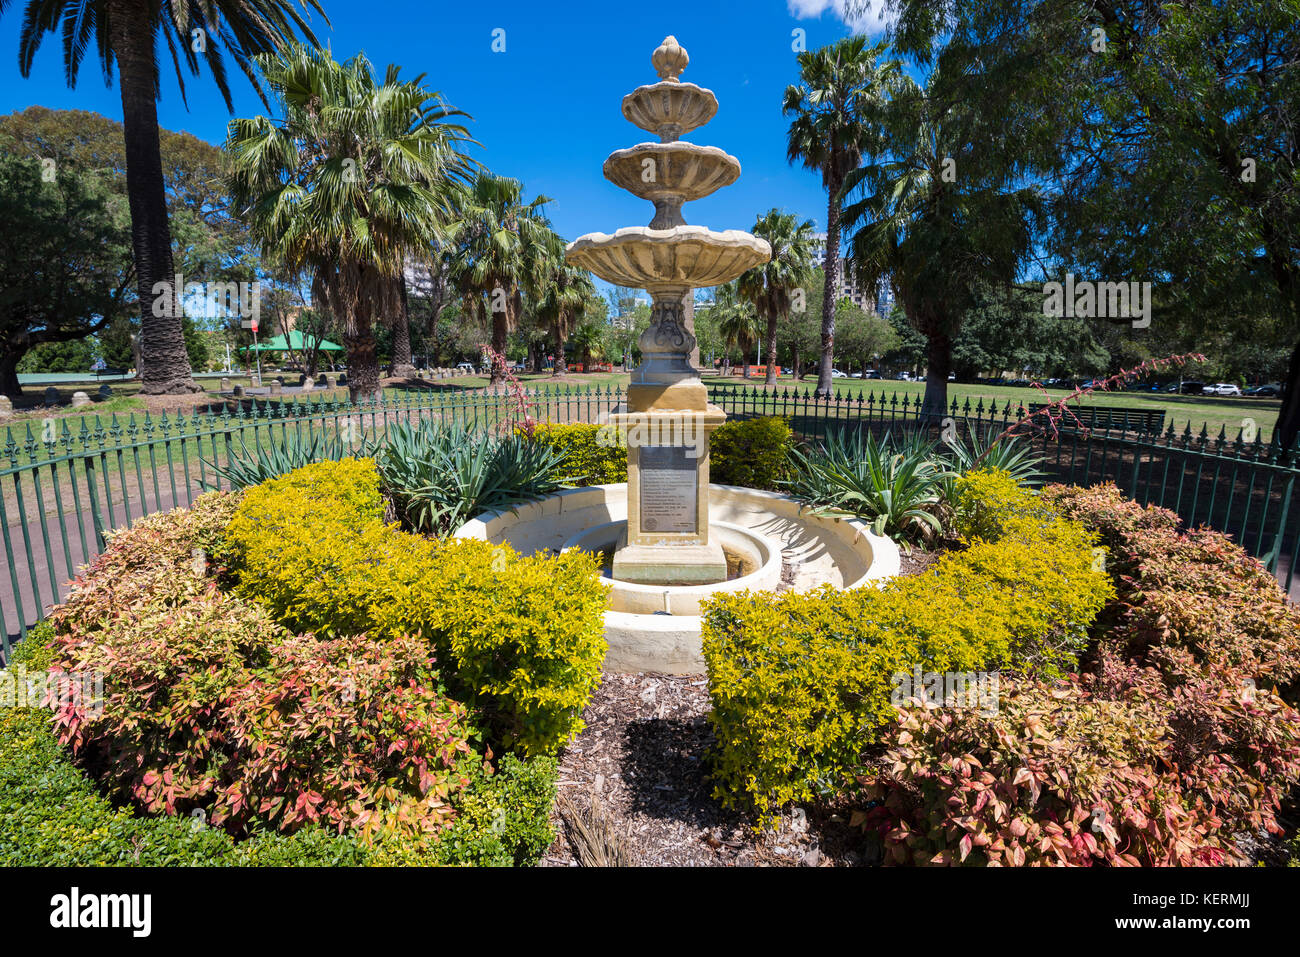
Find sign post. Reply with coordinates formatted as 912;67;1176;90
248;317;262;386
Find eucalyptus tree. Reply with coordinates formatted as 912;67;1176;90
738;209;817;386
226;44;474;400
2;0;326;394
447;173;554;383
882;0;1300;444
783;36;894;397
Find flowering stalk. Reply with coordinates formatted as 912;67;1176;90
481;345;537;436
972;352;1206;469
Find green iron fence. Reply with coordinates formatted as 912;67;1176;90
3;382;1296;657
708;384;1300;594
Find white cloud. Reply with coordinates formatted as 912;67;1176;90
787;0;896;34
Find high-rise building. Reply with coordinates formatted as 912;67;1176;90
809;231;890;315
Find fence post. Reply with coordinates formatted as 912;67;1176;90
1264;473;1295;574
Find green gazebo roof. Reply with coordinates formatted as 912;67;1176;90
247;330;344;352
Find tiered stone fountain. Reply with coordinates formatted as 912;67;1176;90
454;37;900;673
566;35;771;586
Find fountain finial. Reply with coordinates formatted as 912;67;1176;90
652;36;689;82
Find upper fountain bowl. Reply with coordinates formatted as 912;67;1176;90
622;81;719;142
566;225;770;291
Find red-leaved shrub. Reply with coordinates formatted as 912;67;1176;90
46;495;480;848
855;484;1300;865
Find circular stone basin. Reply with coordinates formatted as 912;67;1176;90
453;484;901;675
562;520;782;615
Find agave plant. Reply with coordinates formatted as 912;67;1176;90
785;428;948;543
206;430;379;490
377;420;569;536
938;427;1046;507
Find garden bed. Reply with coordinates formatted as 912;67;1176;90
543;672;866;867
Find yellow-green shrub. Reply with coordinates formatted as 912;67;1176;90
525;423;627;486
709;416;795;490
224;459;608;755
701;470;1111;824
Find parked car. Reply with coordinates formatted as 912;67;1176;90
1245;383;1282;397
830;369;847;378
865;369;882;379
1163;380;1206;395
896;372;913;381
1202;383;1242;397
455;362;477;375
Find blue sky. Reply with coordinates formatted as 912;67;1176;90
0;0;885;247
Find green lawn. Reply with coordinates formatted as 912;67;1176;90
5;368;1280;461
708;374;1281;441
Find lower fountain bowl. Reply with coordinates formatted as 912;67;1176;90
452;484;901;674
562;520;783;614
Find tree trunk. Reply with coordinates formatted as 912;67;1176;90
0;351;21;397
110;0;198;396
792;344;802;381
922;329;952;421
344;299;381;402
554;326;568;376
390;274;416;378
816;173;842;398
763;301;779;387
1276;338;1300;454
490;296;509;384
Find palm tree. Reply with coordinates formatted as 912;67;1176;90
783;36;894;398
738;209;817;387
714;280;761;379
447;173;553;384
534;235;596;376
569;320;607;372
4;0;327;394
226;44;475;401
843;67;1042;416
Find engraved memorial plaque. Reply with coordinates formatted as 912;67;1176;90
638;445;697;534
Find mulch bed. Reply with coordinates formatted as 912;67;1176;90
541;547;951;867
541;672;870;867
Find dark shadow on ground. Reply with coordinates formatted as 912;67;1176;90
621;713;745;830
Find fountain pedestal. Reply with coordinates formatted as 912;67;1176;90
610;407;727;584
611;284;727;584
